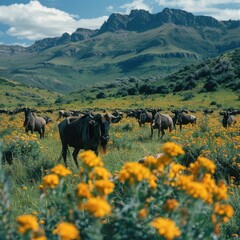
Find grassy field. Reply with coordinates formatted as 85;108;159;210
56;88;239;111
0;106;239;239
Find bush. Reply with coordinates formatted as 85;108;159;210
182;93;195;101
10;145;235;240
203;80;219;92
96;91;106;99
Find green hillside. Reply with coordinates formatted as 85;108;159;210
53;48;240;110
0;77;61;108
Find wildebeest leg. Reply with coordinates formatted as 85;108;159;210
180;124;182;131
72;148;80;168
151;127;153;139
61;144;68;167
160;129;165;139
158;127;161;139
38;130;42;139
42;126;45;138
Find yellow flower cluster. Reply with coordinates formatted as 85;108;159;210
17;215;39;234
119;162;151;185
77;182;93;199
212;203;234;223
83;197;111;218
89;167;112;180
53;222;79;240
176;175;209;202
51;164;72;177
143;154;172;173
189;157;216;176
169;163;186;181
201;174;228;203
94;179;115;196
162;142;184;157
42;174;59;189
80;150;103;168
151;217;181;240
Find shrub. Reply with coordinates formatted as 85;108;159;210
203;80;219;92
96;91;106;99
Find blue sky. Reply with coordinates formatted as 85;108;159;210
0;0;239;46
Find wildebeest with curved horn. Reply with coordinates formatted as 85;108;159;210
23;108;46;138
58;112;121;167
151;113;174;139
172;109;196;130
219;110;237;128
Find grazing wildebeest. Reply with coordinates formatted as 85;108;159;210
172;110;196;130
23;108;46;138
138;111;153;127
219;111;237;128
57;110;73;120
203;109;214;115
58;113;121;167
137;109;160;127
151;113;174;139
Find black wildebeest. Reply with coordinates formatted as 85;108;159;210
23;108;46;138
219;110;237;128
58;113;121;167
57;110;73;120
172;109;196;130
151;113;174;139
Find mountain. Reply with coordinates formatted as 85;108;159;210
0;8;239;93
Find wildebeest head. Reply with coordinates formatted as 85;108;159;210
219;111;231;128
89;113;121;154
172;109;188;125
23;108;31;127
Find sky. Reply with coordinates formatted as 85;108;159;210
0;0;239;46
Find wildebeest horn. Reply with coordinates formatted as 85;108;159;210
89;113;95;119
107;113;122;123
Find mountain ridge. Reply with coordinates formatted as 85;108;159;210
0;8;239;93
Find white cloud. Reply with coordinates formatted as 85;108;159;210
106;5;114;12
120;0;152;14
0;1;108;41
155;0;240;20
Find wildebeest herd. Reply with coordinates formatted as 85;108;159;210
1;107;239;167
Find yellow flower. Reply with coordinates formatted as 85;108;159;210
162;142;184;157
151;217;181;240
169;163;186;180
214;203;234;223
42;174;59;189
163;199;179;211
138;208;148;218
176;175;209;202
119;162;151;185
53;222;79;240
189;157;215;176
148;174;157;189
51;164;72;177
89;167;112;180
31;237;47;240
94;179;115;196
84;197;111;218
17;215;39;234
76;182;92;199
80;150;103;168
